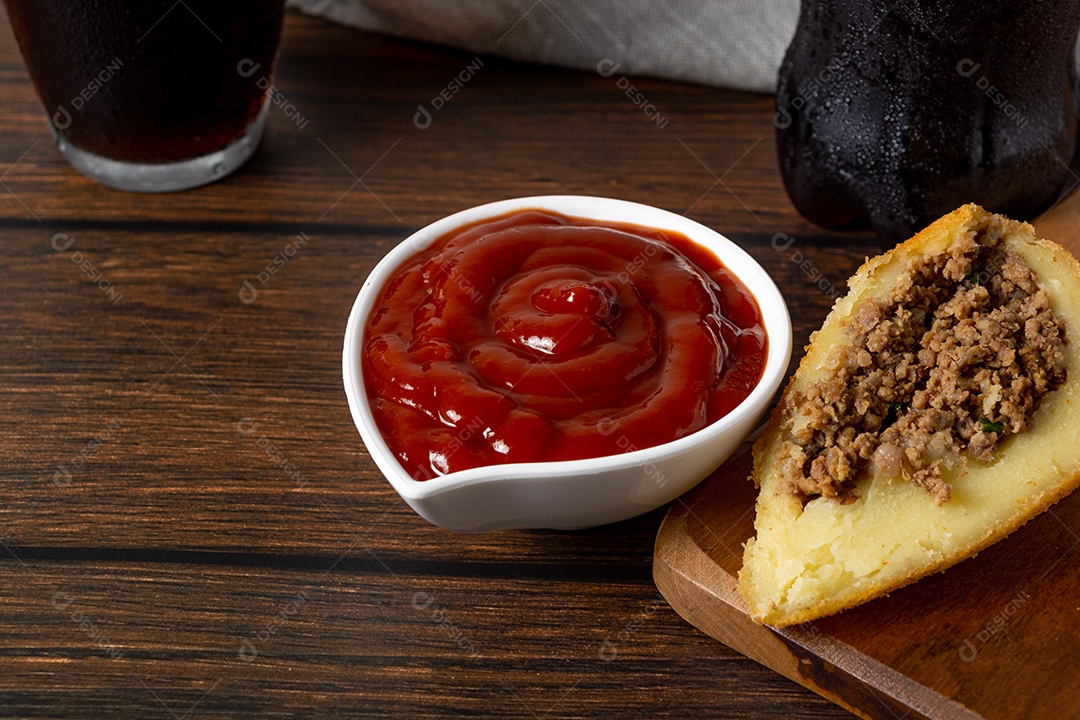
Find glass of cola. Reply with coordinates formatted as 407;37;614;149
6;0;285;192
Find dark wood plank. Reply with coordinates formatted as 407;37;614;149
0;560;853;719
0;6;878;718
0;6;852;235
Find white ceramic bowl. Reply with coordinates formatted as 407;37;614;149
343;196;791;531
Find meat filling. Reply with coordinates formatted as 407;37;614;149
781;220;1068;505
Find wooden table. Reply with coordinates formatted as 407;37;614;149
0;9;883;718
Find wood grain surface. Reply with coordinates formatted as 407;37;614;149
0;6;980;719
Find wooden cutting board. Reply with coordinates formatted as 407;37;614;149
653;194;1080;720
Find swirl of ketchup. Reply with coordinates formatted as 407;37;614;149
363;210;766;479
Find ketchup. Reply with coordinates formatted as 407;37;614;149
362;210;767;480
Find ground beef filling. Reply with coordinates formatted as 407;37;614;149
782;223;1068;505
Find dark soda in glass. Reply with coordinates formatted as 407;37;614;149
6;0;285;190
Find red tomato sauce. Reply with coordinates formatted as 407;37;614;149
362;210;767;480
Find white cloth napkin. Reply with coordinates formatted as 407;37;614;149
286;0;800;93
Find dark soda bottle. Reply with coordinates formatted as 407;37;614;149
776;1;1080;243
